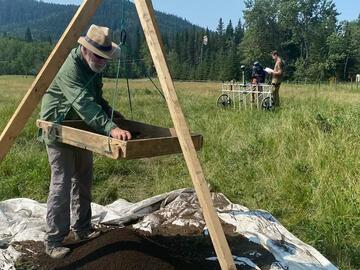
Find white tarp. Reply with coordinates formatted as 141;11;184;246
0;188;337;270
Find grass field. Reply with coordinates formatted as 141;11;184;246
1;75;360;268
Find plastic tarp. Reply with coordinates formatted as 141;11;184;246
0;188;337;270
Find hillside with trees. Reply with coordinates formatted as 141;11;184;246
0;0;194;40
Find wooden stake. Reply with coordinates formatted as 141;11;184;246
0;0;102;162
134;1;236;269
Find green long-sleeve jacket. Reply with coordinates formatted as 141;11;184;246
39;46;117;145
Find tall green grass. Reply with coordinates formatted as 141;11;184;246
1;75;360;268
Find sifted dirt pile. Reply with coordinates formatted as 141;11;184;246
14;227;276;270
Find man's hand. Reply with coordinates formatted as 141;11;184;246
110;127;132;141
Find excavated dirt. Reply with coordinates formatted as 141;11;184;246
13;227;276;270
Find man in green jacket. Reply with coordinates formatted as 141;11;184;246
40;24;131;259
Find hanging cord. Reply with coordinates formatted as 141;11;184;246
120;31;134;119
114;0;134;121
106;42;126;153
126;73;133;119
109;45;123;133
108;38;133;124
120;5;134;119
145;71;166;100
107;0;132;152
108;0;168;137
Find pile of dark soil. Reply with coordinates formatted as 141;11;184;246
13;227;276;270
146;233;277;269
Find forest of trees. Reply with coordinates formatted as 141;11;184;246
0;0;359;82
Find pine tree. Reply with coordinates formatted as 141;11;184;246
225;20;234;41
47;35;52;44
234;19;244;45
216;18;224;36
24;27;33;42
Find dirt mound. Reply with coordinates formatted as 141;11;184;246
14;227;276;270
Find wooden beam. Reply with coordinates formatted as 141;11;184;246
36;120;123;159
0;0;103;162
36;119;203;160
134;1;236;269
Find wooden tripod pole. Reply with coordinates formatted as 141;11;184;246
134;1;236;269
0;0;102;162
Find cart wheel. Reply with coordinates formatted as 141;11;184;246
217;94;232;108
261;97;275;110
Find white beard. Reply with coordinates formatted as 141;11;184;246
88;59;107;73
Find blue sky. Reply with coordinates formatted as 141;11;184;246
45;0;359;30
152;1;358;29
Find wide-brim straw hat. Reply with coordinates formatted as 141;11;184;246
78;24;119;60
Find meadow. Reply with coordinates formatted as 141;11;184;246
1;75;360;269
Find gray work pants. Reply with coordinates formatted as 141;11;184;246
45;144;93;248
